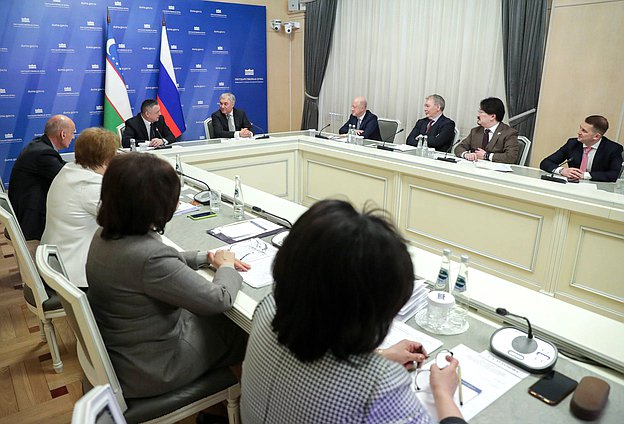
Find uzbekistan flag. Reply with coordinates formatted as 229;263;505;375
103;11;132;133
157;17;185;138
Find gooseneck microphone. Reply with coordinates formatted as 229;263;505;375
377;128;404;151
153;126;172;149
315;123;330;139
251;206;293;228
175;163;212;205
251;122;269;139
496;307;533;339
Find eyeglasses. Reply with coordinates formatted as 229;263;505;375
229;238;268;261
412;349;454;392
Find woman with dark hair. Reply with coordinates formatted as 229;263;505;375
241;200;465;423
86;153;249;398
42;127;118;288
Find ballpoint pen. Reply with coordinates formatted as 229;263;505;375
458;365;464;406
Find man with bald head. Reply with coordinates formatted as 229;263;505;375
338;96;382;141
9;114;75;240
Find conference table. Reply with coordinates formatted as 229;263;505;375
157;158;622;424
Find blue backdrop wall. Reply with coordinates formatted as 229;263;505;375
0;0;268;184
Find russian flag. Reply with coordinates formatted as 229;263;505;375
157;17;185;138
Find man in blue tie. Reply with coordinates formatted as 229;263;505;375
406;94;456;152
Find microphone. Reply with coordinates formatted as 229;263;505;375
496;308;533;339
541;159;569;183
153;126;172;149
490;306;558;372
376;128;403;151
174;158;212;204
251;206;293;228
437;147;458;163
315;123;330;139
251;122;269;140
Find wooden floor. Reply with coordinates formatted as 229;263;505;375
0;228;196;424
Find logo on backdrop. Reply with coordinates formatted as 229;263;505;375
211;9;227;18
45;0;70;9
212;45;228;55
80;20;103;31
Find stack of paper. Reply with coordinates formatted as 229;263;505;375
379;320;443;355
174;201;200;216
223;238;278;288
213;218;282;242
396;279;429;322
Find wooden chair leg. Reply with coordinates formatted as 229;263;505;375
43;318;63;373
39;319;46;342
226;385;241;424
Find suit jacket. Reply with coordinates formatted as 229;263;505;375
211;107;252;138
41;163;101;287
540;137;624;182
8;135;66;240
121;114;176;148
454;122;519;164
86;229;245;398
406;114;456;152
338;110;382;141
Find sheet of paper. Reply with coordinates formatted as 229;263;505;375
475;161;513;172
226;238;277;288
379;320;443;355
391;143;418;152
414;344;528;422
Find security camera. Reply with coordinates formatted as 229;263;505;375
271;19;282;32
284;22;293;34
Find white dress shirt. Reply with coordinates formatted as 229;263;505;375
41;162;103;287
555;139;601;180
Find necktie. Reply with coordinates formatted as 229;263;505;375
481;129;490;150
227;114;235;132
356;118;362;130
579;146;592;173
149;123;155;139
426;119;434;133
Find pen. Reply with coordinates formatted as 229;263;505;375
458;365;464;406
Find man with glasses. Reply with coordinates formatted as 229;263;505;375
8;114;75;240
454;97;519;164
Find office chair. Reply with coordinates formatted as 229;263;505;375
448;128;461;153
203;117;215;139
377;118;400;143
517;136;532;166
36;244;241;424
0;193;65;372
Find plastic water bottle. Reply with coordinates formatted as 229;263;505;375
434;248;452;292
348;124;355;144
175;154;184;188
422;135;429;153
451;255;471;326
130;138;137;152
233;175;245;220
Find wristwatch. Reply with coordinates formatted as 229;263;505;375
485;152;491;161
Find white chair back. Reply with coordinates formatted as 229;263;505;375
203;117;214;139
517;136;532;166
115;123;125;141
72;384;127;424
36;244;128;411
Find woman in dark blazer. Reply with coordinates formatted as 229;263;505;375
86;153;249;398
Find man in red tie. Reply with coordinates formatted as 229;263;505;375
406;94;456;152
540;115;623;182
454;97;519;164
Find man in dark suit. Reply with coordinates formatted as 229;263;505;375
338;96;382;141
406;94;456;152
540;115;623;182
8;114;75;240
211;92;253;139
121;99;176;148
454;97;519;164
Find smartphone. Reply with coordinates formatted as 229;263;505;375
187;211;216;220
528;371;578;405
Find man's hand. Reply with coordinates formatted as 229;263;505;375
240;128;253;138
560;167;583;180
474;148;487;160
149;137;164;147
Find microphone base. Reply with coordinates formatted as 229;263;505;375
255;135;270;140
376;145;395;151
541;174;567;184
315;134;329;140
436;157;458;163
490;327;557;373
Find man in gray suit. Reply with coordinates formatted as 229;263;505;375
454;97;519;164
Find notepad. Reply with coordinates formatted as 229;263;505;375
216;238;278;288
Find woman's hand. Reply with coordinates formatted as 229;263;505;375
209;250;251;271
378;339;427;370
